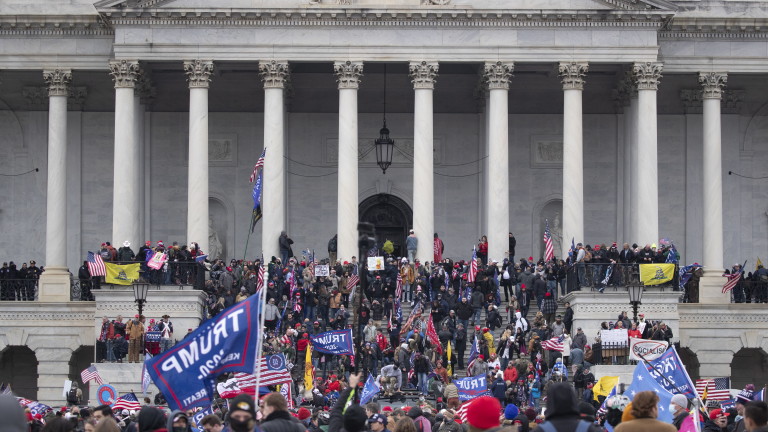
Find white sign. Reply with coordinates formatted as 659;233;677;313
367;256;385;271
600;329;628;345
314;265;329;277
629;337;669;361
63;380;72;398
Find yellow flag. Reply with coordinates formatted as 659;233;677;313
105;263;141;285
304;345;314;391
446;341;453;376
639;264;675;286
593;376;619;402
757;257;763;268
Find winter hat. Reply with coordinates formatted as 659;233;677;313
737;385;755;404
524;408;537;422
504;404;519;420
344;405;368;432
229;394;256;418
671;394;688;410
297;407;311;421
478;355;484;360
123;241;131;247
466;396;501;429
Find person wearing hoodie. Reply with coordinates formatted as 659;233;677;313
533;382;603;432
167;410;192;432
0;395;27;432
137;406;168;432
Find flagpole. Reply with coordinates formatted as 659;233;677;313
254;262;268;394
243;211;255;261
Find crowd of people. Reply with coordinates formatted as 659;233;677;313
0;260;42;301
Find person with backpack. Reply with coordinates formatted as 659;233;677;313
118;241;135;262
533;382;603;432
66;383;82;406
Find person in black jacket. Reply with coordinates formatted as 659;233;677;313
533;383;603;432
260;392;307;432
508;232;516;264
328;373;367;432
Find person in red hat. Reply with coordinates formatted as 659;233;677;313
470;354;487;377
465;396;501;432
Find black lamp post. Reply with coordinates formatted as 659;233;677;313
133;281;149;317
628;284;644;324
375;64;394;174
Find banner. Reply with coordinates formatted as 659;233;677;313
639;263;675;286
367;256;385;271
593;376;619;402
192;406;214;428
145;294;261;411
145;332;162;343
629;338;669;362
310;329;354;355
600;329;628;345
314;265;329;277
360;374;381;405
279;383;294;408
646;346;699;398
624;361;674;423
147;252;167;270
105;262;141;285
455;375;490;401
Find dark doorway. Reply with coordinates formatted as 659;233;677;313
0;346;38;400
359;194;413;258
731;348;768;390
69;346;95;403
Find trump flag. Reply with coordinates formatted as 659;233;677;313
455;375;490;401
310;329;354;355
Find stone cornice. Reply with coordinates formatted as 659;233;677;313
0;15;112;36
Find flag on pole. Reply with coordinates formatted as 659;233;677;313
541;335;565;352
624;362;675;423
346;274;360;292
360;374;381;405
256;262;266;293
304;345;314;391
446;341;453;376
666;244;679;264
466;335;480;376
757;257;764;269
112;392;142;410
695;378;731;400
251;169;264;233
86;252;106;277
80;365;104;385
543;219;555;262
233;354;293;390
722;261;747;293
395;272;403;299
142;353;152;396
426;315;443;354
467;248;478;283
249;148;266;183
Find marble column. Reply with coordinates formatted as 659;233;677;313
559;62;588;257
409;61;438;264
632;62;662;246
484;61;513;262
38;69;72;302
108;60;141;252
259;61;289;260
183;60;214;254
628;87;639;244
698;72;728;304
334;61;363;262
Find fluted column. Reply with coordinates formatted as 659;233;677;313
38;69;72;301
334;61;363;262
259;61;289;260
184;60;213;254
108;60;141;252
409;61;438;264
559;62;588;257
698;72;728;304
484;61;513;262
628;84;639;244
632;62;662;246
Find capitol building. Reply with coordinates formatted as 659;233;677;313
0;0;767;405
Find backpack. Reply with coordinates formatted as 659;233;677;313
584;251;592;262
67;388;78;404
538;420;591;432
100;248;110;260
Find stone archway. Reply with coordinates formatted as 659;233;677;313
0;346;38;400
731;348;768;390
677;346;701;382
359;194;413;258
69;346;95;403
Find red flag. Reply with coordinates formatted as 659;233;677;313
426;314;443;354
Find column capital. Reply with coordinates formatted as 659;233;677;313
699;72;728;99
184;60;214;89
259;60;290;89
42;69;72;97
632;62;663;91
333;61;364;90
108;60;141;89
558;62;588;91
409;61;439;89
483;61;514;90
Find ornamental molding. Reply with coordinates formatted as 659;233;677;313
574;303;678;315
95;302;202;312
698;72;727;100
333;61;363;90
679;314;768;324
483;61;514;91
42;69;72;97
184;60;214;89
409;61;438;89
109;59;141;89
558;62;589;91
0;312;93;321
259;60;290;89
632;62;662;91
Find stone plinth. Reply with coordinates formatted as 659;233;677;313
562;289;681;346
86;363;159;406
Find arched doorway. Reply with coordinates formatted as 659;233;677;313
69;346;95;403
0;346;38;400
731;348;768;390
677;346;700;382
359;194;413;258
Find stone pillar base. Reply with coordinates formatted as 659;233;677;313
38;267;71;302
698;270;727;304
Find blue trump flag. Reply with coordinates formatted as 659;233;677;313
360;374;381;405
455;375;490;401
145;294;261;411
646;346;699;399
251;168;264;232
624;361;675;423
310;329;355;355
192;406;214;428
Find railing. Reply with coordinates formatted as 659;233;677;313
0;279;38;301
599;341;635;365
565;263;680;293
88;260;204;288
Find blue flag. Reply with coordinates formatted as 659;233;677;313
192;406;214;428
455;375;490;401
624;361;675;423
310;329;355;355
467;335;479;365
27;402;51;416
646;346;699;399
251;169;263;232
145;294;261;411
360;374;381;405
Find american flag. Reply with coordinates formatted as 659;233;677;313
80;365;104;385
249;148;266;183
543;219;555;262
541;335;565;352
696;378;731;400
256;262;266;293
395;272;403;299
465;334;480;377
346;274;360;292
86;251;106;277
467;248;478;283
112;392;141;410
234;354;292;389
722;261;747;293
